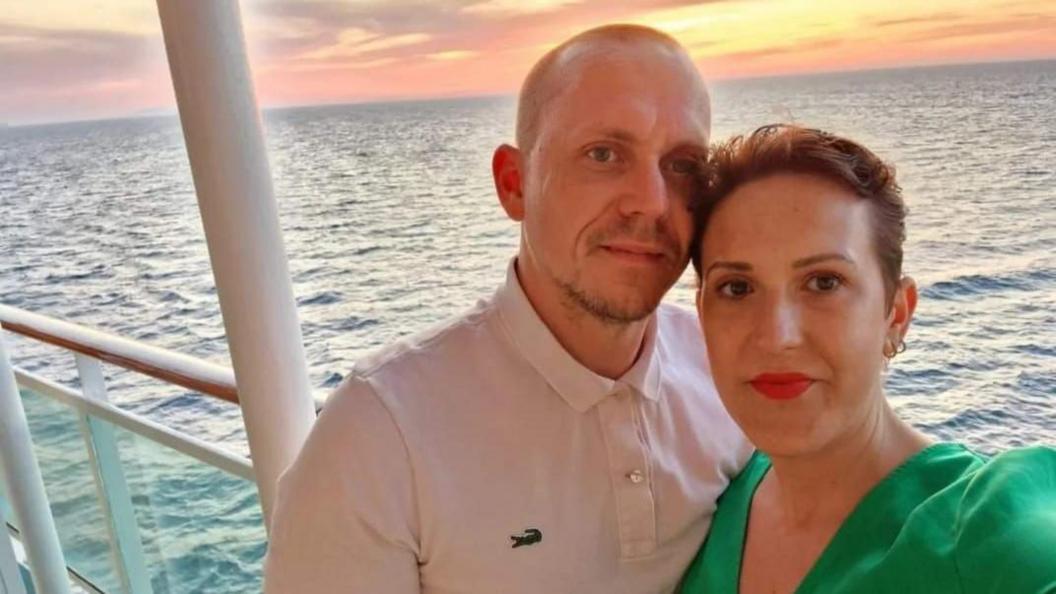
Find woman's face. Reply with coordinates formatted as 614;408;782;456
695;172;916;457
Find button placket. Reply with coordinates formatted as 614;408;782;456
598;388;658;559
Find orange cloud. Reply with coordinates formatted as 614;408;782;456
1;0;1054;124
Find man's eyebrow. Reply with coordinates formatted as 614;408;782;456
792;253;856;268
704;261;751;277
594;128;639;143
584;129;707;153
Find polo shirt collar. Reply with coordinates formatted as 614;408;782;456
494;259;664;413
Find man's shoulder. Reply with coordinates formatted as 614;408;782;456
655;302;709;362
656;302;701;332
324;295;508;416
353;296;499;376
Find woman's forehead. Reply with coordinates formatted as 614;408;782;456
701;173;876;266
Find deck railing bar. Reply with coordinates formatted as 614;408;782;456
68;568;106;594
12;368;255;482
0;305;327;413
5;522;108;594
73;354;153;594
0;305;238;406
0;520;27;594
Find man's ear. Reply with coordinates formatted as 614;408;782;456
492;144;525;222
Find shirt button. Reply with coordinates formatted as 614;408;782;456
626;469;645;484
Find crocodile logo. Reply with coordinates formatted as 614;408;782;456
510;528;543;548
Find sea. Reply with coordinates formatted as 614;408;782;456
1;59;1054;592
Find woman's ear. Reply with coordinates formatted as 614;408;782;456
492;144;525;221
887;276;918;346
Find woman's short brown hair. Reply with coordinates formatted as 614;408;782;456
691;124;907;304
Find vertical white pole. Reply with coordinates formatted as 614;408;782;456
155;0;316;525
0;334;71;594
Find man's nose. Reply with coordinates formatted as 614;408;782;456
753;295;804;352
618;161;669;217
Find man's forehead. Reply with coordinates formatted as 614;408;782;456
550;85;710;148
548;48;708;134
517;33;710;153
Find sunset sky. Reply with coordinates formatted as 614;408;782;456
2;0;1054;125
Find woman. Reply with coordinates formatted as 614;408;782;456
680;125;1056;593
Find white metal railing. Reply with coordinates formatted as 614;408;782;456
0;305;238;405
3;2;320;591
11;368;254;482
0;305;272;593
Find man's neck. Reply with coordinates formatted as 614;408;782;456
763;400;931;528
514;259;649;380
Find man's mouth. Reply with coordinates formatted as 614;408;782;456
599;243;668;262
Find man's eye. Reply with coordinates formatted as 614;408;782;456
806;274;842;293
717;280;752;299
586;146;616;163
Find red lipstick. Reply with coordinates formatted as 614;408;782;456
749;373;814;400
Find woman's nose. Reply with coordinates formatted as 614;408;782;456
752;295;804;352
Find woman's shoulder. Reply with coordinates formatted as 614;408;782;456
953;445;1056;521
950;445;1056;593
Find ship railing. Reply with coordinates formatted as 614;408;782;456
0;304;319;593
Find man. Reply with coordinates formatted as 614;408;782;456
264;24;750;594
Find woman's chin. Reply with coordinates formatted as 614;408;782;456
740;422;837;460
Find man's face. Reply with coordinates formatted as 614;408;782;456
519;48;709;323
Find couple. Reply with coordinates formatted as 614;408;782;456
263;25;1056;593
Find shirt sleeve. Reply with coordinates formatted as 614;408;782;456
954;446;1056;594
263;376;421;594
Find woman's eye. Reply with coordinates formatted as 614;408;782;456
667;158;699;175
717;279;752;299
806;274;842;293
587;146;616;163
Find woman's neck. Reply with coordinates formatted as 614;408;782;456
764;401;932;528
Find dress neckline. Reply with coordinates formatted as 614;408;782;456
730;442;970;594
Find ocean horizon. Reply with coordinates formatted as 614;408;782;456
6;57;1054;129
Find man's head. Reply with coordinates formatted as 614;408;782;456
493;24;710;325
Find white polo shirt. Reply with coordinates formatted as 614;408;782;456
264;262;751;594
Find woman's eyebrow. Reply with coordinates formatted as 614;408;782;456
792;253;855;269
703;253;856;278
704;261;751;277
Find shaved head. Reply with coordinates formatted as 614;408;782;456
516;24;709;154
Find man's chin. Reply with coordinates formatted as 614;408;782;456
561;281;668;325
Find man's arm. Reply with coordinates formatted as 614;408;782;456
263;377;421;593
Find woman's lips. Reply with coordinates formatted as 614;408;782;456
749;373;814;400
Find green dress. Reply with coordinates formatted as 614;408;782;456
680;443;1056;594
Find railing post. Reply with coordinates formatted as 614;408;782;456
155;0;316;525
0;334;71;594
0;520;29;594
74;354;154;594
